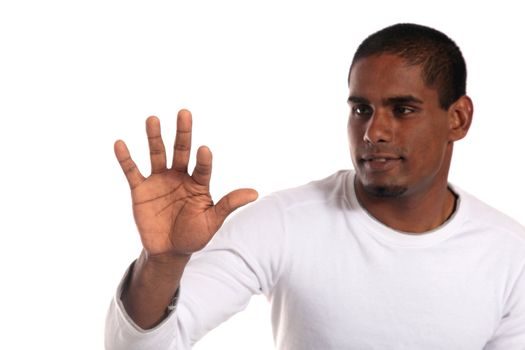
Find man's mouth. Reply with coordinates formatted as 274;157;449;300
361;154;403;171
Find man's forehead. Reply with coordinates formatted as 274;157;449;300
349;54;422;82
348;54;436;101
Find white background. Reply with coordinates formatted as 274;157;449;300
1;1;524;349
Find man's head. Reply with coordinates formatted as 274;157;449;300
349;23;467;110
347;24;473;201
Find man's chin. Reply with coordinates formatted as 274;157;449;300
361;184;407;198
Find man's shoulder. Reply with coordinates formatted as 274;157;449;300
456;186;525;246
225;170;353;225
268;170;354;210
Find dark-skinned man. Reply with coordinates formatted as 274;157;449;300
106;23;525;349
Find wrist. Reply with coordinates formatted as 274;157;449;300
143;249;191;265
137;250;191;280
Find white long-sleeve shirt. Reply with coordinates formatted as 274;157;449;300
106;170;525;349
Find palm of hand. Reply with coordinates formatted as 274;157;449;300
131;171;215;256
115;110;257;259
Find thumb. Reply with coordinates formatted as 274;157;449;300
213;188;258;225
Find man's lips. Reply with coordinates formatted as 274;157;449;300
360;154;403;171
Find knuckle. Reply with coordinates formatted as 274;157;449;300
195;166;211;176
218;197;231;216
174;143;189;151
124;164;136;174
150;149;164;155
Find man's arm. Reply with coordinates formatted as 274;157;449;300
112;110;258;329
120;250;188;328
483;262;525;349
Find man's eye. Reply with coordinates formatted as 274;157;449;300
393;106;414;116
352;105;373;117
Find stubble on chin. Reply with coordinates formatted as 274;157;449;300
361;183;407;198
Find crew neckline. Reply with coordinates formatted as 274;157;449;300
346;171;468;248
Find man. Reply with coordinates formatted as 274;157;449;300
105;23;525;349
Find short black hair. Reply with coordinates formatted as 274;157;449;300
349;23;467;110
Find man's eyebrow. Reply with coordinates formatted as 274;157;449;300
384;95;424;105
347;96;370;104
347;95;424;105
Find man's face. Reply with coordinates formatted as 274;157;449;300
348;54;453;199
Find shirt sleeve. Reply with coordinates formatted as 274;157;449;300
104;195;287;349
483;262;525;349
104;264;185;350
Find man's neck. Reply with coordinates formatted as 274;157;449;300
355;181;457;234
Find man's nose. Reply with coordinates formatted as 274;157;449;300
363;109;393;144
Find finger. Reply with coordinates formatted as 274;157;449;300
172;109;192;172
191;146;212;187
114;140;145;189
214;188;259;224
146;116;167;174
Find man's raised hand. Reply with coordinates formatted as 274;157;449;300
114;109;258;259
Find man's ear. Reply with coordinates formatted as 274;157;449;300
448;95;473;142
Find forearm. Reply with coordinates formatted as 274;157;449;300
121;250;190;329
